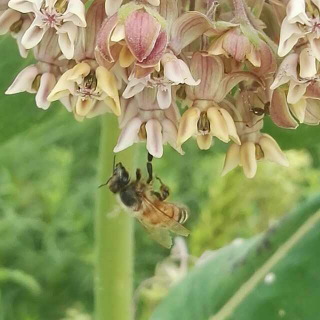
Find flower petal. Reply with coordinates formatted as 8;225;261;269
219;108;241;145
21;23;46;49
299;47;317;78
269;88;298;128
259;134;289;167
146;119;163;158
47;69;75;101
76;98;95;116
177;107;200;146
64;0;86;27
207;107;229;143
114;117;142;153
157;85;171;109
35;72;56;109
240;142;257;179
6;64;38;94
196;134;212;150
222;143;240;176
162;118;184;154
290;98;307;123
125;10;161;62
96;66;121;116
0;8;21;35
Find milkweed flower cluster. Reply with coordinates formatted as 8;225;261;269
3;0;320;178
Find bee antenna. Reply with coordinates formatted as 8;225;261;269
98;176;112;189
113;155;116;171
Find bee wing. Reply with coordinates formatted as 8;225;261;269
141;196;191;237
137;217;173;249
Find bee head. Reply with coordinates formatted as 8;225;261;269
108;162;130;193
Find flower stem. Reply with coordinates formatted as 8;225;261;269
95;115;134;320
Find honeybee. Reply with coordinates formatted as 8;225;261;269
99;160;190;248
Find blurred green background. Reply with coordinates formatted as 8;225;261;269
1;108;320;320
1;35;320;320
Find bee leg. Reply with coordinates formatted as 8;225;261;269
136;168;142;181
147;162;153;184
156;176;170;200
147;152;153;163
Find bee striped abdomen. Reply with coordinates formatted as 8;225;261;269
178;208;188;224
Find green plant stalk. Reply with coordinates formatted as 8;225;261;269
95;115;134;320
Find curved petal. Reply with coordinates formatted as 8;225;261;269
290;98;307;123
47;69;75;101
177;107;200;146
76;98;95;116
64;0;86;27
162;118;184;154
207;107;229;143
219;108;241;145
222;143;241;176
278;18;305;57
21;23;46;49
8;0;38;13
259;134;289;167
57;22;77;59
35;72;56;109
96;66;121;116
287;81;307;104
0;8;21;35
114;117;142;153
157;85;171;109
106;0;123;16
196;134;212;150
240;142;257;179
6;64;38;94
146;119;163;158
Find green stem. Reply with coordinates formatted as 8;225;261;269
95;115;134;320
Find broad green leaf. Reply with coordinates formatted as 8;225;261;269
0;36;59;145
151;195;320;320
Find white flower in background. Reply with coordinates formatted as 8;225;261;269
8;0;86;59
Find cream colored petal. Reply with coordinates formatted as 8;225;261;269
278;18;305;57
64;0;86;27
47;69;75;101
222;143;240;176
197;134;212;150
111;23;125;42
105;0;123;16
287;0;310;25
177;107;201;146
76;98;95;116
21;23;46;49
103;96;120;116
259;134;289;167
67;62;90;81
299;47;317;78
96;66;121;116
207;107;229;143
240;142;257;179
219;108;241;145
208;36;226;56
290;98;307;123
119;45;135;68
287;81;307;104
247;47;261;67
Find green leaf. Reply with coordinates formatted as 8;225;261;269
264;117;320;150
151;195;320;320
0;268;41;295
0;36;59;145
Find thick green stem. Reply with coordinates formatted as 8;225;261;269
95;115;134;320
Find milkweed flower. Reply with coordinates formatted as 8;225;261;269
8;0;86;59
177;52;262;150
222;91;288;178
114;87;182;158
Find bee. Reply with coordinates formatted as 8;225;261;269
99;159;190;248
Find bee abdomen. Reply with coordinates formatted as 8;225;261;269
178;208;188;224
